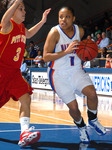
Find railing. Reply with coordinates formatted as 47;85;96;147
25;58;35;67
98;44;112;53
25;58;45;67
106;26;112;31
25;38;46;49
106;26;112;40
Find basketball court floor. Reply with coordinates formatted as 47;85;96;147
0;89;112;150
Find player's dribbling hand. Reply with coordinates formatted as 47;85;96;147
65;40;79;54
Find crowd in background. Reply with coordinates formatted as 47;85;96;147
23;12;112;70
82;12;112;69
23;40;47;68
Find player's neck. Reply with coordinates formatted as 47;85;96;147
62;25;74;36
11;18;22;24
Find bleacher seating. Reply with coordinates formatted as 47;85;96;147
90;58;106;68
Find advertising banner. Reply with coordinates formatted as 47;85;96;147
31;71;52;90
89;73;112;95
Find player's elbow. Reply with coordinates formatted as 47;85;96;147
43;53;51;62
25;30;33;39
43;55;48;62
26;34;32;39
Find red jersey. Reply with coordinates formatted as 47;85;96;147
105;61;111;68
0;20;33;108
96;38;102;45
0;19;26;69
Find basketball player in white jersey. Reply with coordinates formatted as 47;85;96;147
43;6;106;143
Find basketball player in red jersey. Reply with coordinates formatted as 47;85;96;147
0;0;51;147
43;6;106;144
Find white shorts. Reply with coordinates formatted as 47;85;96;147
48;67;93;104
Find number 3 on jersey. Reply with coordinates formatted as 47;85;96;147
13;47;21;62
69;56;75;66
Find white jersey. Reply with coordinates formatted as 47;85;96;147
47;24;93;103
48;24;82;70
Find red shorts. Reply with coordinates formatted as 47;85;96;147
0;67;33;108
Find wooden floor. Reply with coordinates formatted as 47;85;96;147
0;89;112;127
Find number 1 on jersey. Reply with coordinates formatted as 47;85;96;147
69;56;75;66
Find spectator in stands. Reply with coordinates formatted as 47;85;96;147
20;57;30;82
98;32;110;49
28;41;39;57
94;25;102;40
20;57;27;77
87;35;95;41
34;50;44;67
105;54;112;68
29;42;38;58
96;33;102;45
101;47;108;58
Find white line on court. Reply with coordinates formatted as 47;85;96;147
0;127;110;133
2;107;112;129
3;106;73;123
0;127;77;133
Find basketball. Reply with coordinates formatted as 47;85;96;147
76;39;98;61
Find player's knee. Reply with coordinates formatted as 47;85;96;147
83;85;97;100
69;106;79;114
88;90;97;100
67;100;79;114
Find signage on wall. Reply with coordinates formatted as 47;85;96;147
31;71;52;90
89;73;112;95
31;71;112;96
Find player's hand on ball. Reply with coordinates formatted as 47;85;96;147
65;40;79;54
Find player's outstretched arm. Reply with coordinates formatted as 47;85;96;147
26;8;51;39
1;0;23;31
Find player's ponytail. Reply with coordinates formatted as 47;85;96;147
0;0;8;11
0;0;16;11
